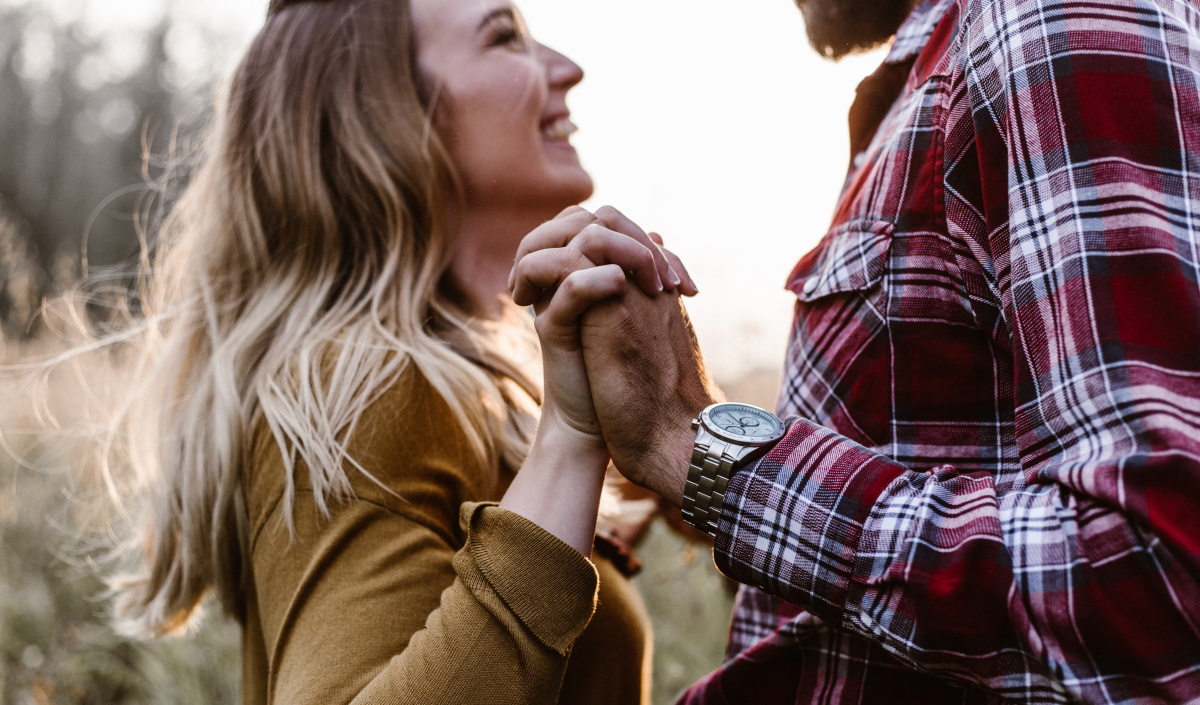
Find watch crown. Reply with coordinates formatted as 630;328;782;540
691;418;700;430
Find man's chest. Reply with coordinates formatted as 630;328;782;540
777;8;1018;481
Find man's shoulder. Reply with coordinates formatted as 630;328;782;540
956;0;1195;21
951;0;1199;69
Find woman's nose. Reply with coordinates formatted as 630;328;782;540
539;44;584;91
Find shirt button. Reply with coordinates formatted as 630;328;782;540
802;277;819;296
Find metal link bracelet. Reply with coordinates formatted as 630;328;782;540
681;438;737;537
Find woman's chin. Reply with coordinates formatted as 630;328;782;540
466;170;594;219
566;181;595;208
527;178;594;217
557;171;595;207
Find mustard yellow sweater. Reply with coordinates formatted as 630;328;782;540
239;368;652;704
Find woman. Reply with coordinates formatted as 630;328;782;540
96;0;696;702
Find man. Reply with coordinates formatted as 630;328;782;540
523;0;1200;701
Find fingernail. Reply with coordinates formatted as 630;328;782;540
656;274;664;292
668;267;682;287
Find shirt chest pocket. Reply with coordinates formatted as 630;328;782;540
793;220;893;303
781;219;894;449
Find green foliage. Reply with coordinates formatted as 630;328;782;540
0;464;241;705
0;0;224;336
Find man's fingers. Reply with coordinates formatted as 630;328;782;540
594;205;677;291
536;264;628;340
573;224;663;296
511;248;594;306
507;207;599;290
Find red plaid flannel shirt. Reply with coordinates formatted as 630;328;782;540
678;0;1200;702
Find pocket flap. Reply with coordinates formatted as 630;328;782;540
787;219;894;302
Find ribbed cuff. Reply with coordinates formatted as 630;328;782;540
457;502;599;655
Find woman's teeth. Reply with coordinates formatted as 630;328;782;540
541;117;578;141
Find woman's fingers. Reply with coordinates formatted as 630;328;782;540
572;224;662;295
507;206;598;291
654;239;699;296
535;264;628;341
509;204;698;299
594;205;679;291
511;247;593;306
511;225;666;304
664;251;698;296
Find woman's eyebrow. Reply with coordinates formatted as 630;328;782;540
477;6;515;32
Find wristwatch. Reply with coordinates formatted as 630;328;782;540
682;402;786;536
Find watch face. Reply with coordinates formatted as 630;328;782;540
701;403;785;445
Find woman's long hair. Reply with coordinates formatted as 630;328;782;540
98;0;540;637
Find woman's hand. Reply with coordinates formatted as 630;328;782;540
507;206;697;444
498;206;696;555
508;205;698;302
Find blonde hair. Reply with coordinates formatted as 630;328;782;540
89;0;540;637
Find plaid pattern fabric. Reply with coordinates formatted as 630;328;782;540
677;0;1200;702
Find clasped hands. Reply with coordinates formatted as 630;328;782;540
507;206;723;507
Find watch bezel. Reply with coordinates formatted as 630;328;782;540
699;402;785;445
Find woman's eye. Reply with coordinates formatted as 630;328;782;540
491;26;530;50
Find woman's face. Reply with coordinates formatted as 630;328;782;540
412;0;593;213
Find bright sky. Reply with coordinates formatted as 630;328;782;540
39;0;887;382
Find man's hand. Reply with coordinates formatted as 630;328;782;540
580;288;722;507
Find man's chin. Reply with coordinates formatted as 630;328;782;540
797;0;915;59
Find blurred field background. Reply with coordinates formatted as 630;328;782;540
0;0;789;702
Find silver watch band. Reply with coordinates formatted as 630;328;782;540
680;437;738;537
682;403;787;537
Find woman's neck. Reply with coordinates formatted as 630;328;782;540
448;203;556;320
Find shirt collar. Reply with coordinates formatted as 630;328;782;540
884;0;956;64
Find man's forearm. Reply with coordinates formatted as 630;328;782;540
632;422;697;509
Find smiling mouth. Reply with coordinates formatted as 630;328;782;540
541;116;578;142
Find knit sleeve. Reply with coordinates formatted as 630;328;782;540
246;370;601;705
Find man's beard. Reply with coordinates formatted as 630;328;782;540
796;0;915;59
